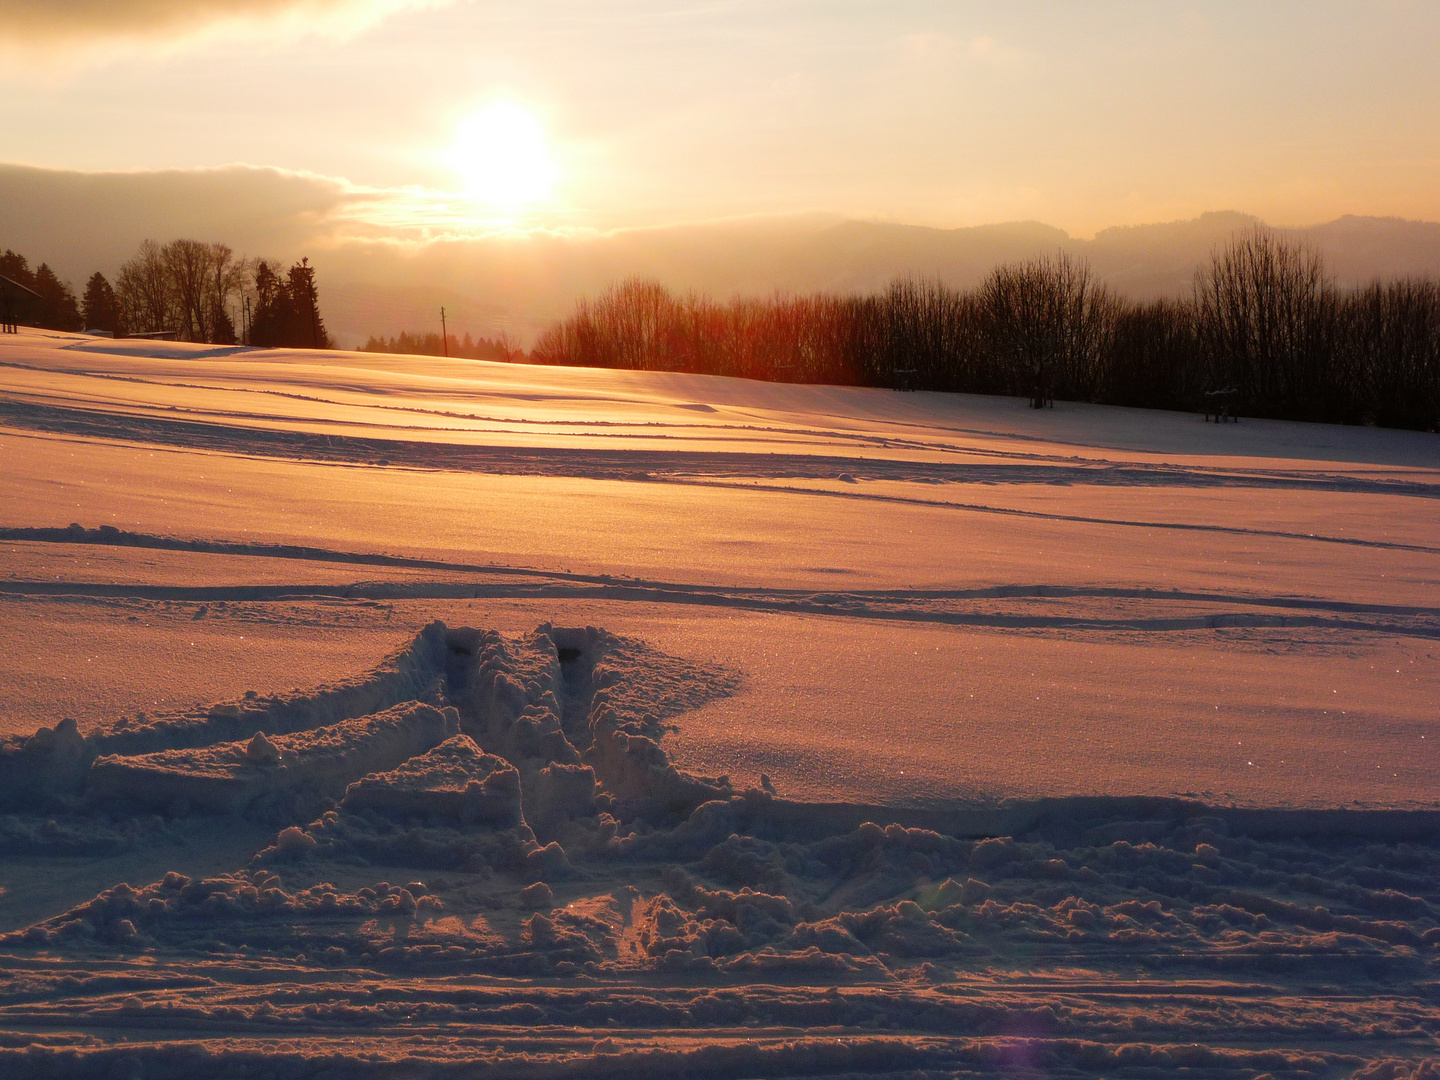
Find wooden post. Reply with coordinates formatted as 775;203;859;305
440;307;448;358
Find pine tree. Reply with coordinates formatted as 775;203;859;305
0;250;34;290
82;272;120;335
285;258;330;349
0;250;38;330
32;264;83;331
210;300;237;345
249;259;294;347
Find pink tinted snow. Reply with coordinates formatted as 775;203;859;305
0;329;1435;808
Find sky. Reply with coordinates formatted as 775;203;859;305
4;1;1440;241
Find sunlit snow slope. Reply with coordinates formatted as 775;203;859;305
1;327;1436;808
4;328;1440;1080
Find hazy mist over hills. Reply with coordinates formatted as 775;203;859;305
6;164;1440;347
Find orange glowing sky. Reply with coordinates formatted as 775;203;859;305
2;1;1439;238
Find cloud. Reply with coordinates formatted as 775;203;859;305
0;0;437;46
0;160;625;274
899;32;1033;70
0;163;355;270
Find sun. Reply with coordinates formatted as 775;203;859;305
445;101;557;207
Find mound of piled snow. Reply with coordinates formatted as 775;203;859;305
87;702;458;816
0;716;88;810
529;761;599;828
0;621;454;811
588;705;733;816
342;734;523;826
91;620;452;759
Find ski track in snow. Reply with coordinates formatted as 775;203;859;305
0;330;1437;1078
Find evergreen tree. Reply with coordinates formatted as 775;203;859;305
210;299;237;345
361;329;519;360
203;242;241;345
248;259;294;347
32;264;83;331
82;272;120;335
0;250;34;290
285;258;330;349
0;250;38;329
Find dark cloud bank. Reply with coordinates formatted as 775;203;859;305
5;162;1440;347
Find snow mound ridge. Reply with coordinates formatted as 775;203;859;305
342;733;523;826
0;716;88;812
87;701;459;818
91;620;452;757
0;620;453;811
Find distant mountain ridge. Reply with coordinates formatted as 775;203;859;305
754;211;1440;302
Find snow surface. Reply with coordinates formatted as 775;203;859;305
0;327;1437;1077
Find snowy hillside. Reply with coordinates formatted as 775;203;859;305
0;328;1436;1078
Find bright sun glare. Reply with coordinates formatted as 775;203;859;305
446;102;557;207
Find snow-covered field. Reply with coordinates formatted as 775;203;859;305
0;328;1437;1078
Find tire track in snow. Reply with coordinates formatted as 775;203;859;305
12;355;1436;477
1;579;1435;639
5;525;1437;618
2;397;1436;500
681;478;1440;554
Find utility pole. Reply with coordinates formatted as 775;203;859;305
440;306;448;357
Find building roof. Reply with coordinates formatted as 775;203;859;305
0;273;43;299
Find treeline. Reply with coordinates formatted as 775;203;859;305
0;241;330;348
360;330;521;362
531;229;1440;430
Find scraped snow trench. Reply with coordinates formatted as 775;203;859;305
1;622;1438;1079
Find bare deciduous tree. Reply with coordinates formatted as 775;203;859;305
981;252;1118;407
114;239;244;343
1335;277;1440;428
163;239;242;343
1194;227;1338;417
528;241;1437;431
116;240;171;335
